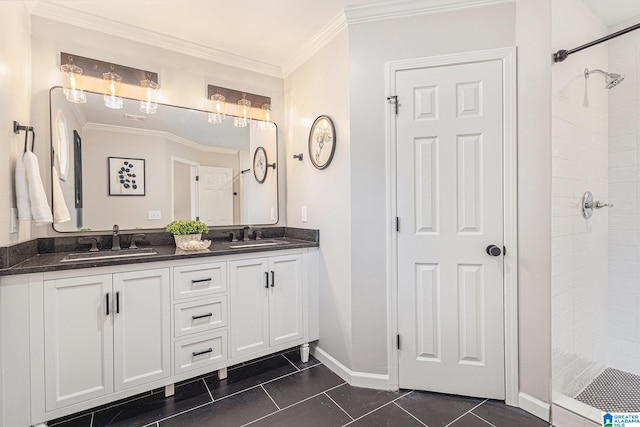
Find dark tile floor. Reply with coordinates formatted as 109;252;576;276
50;349;551;427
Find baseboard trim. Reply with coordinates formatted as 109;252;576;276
311;345;390;390
519;392;551;422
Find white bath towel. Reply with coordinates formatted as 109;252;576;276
23;151;53;224
15;152;32;221
52;166;70;223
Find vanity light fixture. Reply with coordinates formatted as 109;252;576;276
206;85;271;126
60;55;86;104
140;74;159;114
234;94;251;128
258;103;272;129
103;65;123;109
208;92;226;124
59;53;159;111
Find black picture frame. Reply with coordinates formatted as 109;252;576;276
108;157;146;196
308;115;336;170
253;146;268;184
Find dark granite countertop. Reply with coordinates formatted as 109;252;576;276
0;227;318;276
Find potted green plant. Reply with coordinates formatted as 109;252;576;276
165;220;209;248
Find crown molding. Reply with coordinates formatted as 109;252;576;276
282;12;347;78
344;0;515;24
31;2;283;79
83;122;239;155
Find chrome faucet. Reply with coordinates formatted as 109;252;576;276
242;226;252;242
112;225;121;251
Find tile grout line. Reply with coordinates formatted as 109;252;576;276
281;353;301;371
393;401;428;427
242;381;348;426
261;384;281;410
324;391;355;421
341;390;414;426
470;411;497;426
202;378;215;402
150;400;216;425
90;412;94;427
444;399;489;427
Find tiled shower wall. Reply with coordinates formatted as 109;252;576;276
608;24;640;376
551;0;609;398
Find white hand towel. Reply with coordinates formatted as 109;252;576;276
52;166;70;223
23;151;53;225
15;152;32;220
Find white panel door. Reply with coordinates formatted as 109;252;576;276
396;59;505;399
113;268;170;391
199;166;233;225
269;254;303;347
229;258;270;358
44;275;113;410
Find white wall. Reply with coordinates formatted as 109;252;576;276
284;29;353;368
551;0;609;399
516;0;553;407
29;16;285;237
0;2;32;245
608;17;640;376
348;2;515;375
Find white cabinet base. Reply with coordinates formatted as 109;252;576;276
218;367;228;380
164;384;175;397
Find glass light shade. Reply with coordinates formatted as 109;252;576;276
60;63;86;104
139;79;159;114
208;93;226;124
103;71;123;109
234;97;251;128
258;103;271;129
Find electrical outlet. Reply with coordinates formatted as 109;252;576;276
270;207;276;221
301;206;308;222
10;208;18;233
148;210;162;220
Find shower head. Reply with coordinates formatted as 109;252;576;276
584;68;625;89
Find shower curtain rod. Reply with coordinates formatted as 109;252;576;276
553;22;640;63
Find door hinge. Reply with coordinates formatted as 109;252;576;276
387;95;399;115
396;217;400;232
196;216;200;221
195;175;200;181
396;334;401;350
503;246;507;256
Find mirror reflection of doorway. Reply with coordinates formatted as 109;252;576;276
171;157;198;221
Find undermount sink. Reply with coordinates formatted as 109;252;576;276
60;248;157;262
227;239;289;249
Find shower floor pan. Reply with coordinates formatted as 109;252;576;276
575;368;640;412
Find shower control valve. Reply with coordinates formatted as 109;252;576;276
594;201;613;209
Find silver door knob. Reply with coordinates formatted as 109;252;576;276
486;245;502;257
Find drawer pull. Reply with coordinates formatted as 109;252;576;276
191;312;213;320
192;348;213;357
191;278;212;284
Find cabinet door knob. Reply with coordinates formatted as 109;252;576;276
270;271;275;287
264;272;269;288
105;293;110;316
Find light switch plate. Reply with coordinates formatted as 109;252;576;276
148;210;162;220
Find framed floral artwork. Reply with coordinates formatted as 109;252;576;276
308;115;336;170
108;157;145;196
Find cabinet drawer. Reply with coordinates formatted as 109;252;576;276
174;330;227;375
174;262;227;300
174;296;228;338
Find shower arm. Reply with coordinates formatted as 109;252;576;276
554;22;640;63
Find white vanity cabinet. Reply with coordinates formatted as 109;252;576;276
43;268;171;411
229;254;304;359
0;246;318;427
